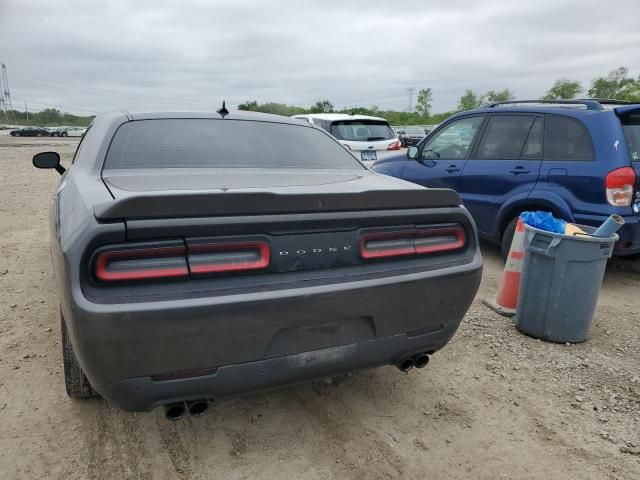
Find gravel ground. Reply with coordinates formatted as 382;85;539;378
1;136;639;480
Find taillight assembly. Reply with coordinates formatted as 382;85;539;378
95;244;189;282
605;167;636;206
387;140;401;151
93;240;270;282
188;241;270;274
360;225;466;259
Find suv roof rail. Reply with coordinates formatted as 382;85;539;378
485;98;637;111
484;99;605;110
575;98;636;106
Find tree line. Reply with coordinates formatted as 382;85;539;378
239;66;640;125
3;66;638;127
0;108;95;127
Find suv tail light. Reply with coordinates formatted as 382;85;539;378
188;241;270;274
360;225;466;259
95;245;189;282
387;140;401;151
605;167;636;206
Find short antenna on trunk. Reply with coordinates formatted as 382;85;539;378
217;101;229;118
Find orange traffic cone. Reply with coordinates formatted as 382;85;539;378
483;218;526;317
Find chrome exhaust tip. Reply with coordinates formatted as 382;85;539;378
164;402;186;421
187;399;209;417
413;353;430;369
396;357;414;372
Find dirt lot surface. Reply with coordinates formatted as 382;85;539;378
1;136;639;480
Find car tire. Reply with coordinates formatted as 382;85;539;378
14;132;20;137
501;217;519;262
61;132;67;137
61;310;96;399
37;132;43;137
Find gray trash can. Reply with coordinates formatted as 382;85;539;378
515;224;618;343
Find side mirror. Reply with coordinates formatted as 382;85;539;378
407;146;419;159
33;151;65;175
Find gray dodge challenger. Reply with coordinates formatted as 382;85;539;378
33;109;482;419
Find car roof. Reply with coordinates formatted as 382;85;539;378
456;99;640;119
292;113;389;122
124;109;311;126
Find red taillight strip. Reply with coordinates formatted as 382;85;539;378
415;226;466;254
95;246;188;282
359;231;416;259
188;241;270;274
360;226;466;259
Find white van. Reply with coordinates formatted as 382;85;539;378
292;113;401;166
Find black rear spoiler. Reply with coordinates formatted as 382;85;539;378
93;189;461;220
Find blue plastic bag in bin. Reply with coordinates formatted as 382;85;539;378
519;211;566;234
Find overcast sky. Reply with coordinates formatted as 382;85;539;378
1;0;640;115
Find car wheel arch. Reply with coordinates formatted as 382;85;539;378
495;195;574;241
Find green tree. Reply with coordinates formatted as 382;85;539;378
542;78;583;100
485;89;515;103
309;100;334;113
588;66;640;101
457;90;483;111
238;100;259;111
415;88;433;117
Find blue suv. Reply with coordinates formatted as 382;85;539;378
373;99;640;259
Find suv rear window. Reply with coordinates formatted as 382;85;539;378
544;115;594;161
620;111;640;162
104;119;363;170
330;120;395;141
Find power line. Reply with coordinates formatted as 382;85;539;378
10;96;97;114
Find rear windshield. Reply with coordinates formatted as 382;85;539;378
330;120;395;142
620;112;640;162
104;119;363;169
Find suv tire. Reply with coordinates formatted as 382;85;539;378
501;217;519;262
61;310;96;399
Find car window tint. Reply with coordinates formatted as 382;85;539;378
521;117;543;159
476;115;535;160
330;120;395;141
544;115;593;161
421;116;483;160
104;119;363;170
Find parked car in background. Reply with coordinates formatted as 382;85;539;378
399;125;428;147
10;126;50;137
292;113;401;167
60;126;86;137
33;109;482;416
46;127;65;137
374;99;640;259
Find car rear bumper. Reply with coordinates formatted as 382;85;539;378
574;213;640;256
101;324;460;412
65;252;482;412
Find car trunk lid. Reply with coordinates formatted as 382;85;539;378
96;168;460;220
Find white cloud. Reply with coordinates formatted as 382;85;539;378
1;0;639;114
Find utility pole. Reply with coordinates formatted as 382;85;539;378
406;87;415;112
25;100;28;121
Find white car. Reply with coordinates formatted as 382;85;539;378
292;114;401;167
60;127;86;137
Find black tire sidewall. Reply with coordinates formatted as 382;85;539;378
501;217;518;262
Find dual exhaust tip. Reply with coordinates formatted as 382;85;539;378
164;399;210;421
396;353;430;372
164;355;430;419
